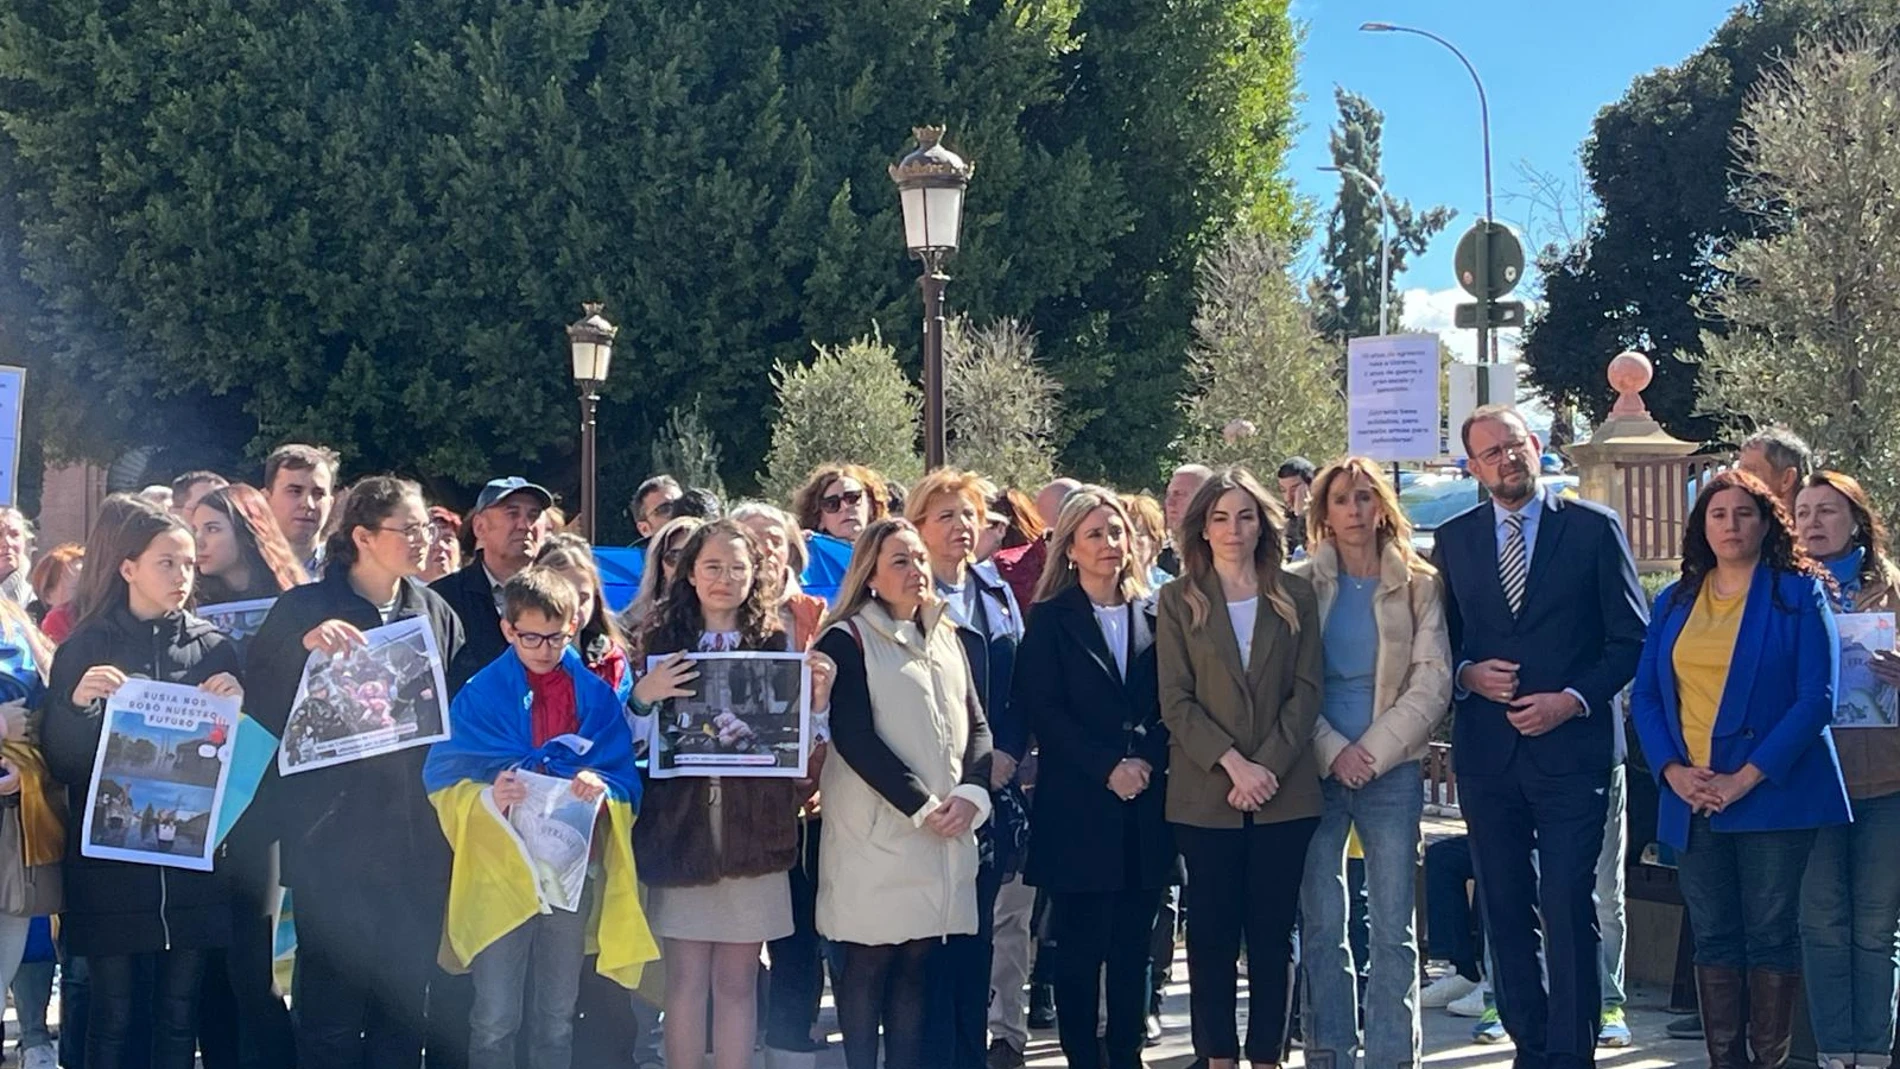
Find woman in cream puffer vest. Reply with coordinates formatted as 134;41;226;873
811;517;994;1069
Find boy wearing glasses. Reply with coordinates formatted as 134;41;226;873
426;567;658;1069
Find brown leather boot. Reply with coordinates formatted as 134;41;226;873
1696;965;1749;1069
1746;969;1801;1069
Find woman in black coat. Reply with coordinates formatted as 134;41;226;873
41;498;244;1069
1015;487;1173;1069
243;476;464;1067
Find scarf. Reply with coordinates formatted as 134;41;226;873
1825;547;1867;611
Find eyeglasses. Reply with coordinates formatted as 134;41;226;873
376;523;431;542
820;489;866;514
1472;437;1532;468
513;629;572;650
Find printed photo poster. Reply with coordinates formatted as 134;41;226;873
197;598;278;647
82;679;240;871
645;652;811;779
1836;613;1898;728
279;616;449;775
501;769;603;913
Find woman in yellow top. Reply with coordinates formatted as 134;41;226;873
1631;469;1847;1069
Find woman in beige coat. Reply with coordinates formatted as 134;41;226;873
812;517;993;1069
1290;456;1452;1069
1157;467;1321;1069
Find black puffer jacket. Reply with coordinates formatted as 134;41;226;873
244;569;463;907
42;605;242;957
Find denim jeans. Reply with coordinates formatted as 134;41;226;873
13;958;55;1050
1801;789;1900;1065
469;900;589;1069
1677;815;1814;972
1595;763;1628;1010
1299;761;1424;1069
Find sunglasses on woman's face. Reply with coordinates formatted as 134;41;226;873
821;489;866;514
662;547;685;568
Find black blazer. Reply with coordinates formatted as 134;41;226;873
1429;486;1648;777
1016;585;1174;894
430;557;506;695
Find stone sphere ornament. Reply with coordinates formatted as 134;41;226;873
1607;351;1653;418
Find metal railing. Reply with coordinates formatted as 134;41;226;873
1616;453;1732;570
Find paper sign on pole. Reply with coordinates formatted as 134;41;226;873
0;367;24;507
1347;334;1441;462
1448;362;1521;458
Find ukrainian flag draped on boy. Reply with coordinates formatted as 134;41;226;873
423;645;656;987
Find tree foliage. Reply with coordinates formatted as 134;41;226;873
759;334;922;504
648;401;727;503
0;0;1304;508
944;316;1061;489
1521;0;1899;437
1309;87;1453;343
1697;26;1900;520
1176;232;1343;473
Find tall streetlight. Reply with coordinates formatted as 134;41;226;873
1319;163;1394;336
566;302;617;543
889;126;973;470
1361;21;1500;402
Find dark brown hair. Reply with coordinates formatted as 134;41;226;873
264;443;340;493
992;487;1046;550
504;566;579;627
1177;467;1299;633
191;483;309;601
1674;469;1827;612
642;519;779;656
73;496;190;632
791;464;890;534
323;476;424;572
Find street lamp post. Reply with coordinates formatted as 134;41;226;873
1360;21;1498;402
1319;163;1394;336
890;126;973;471
566;302;618;543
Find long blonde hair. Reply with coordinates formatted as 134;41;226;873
625;516;705;626
819;518;937;632
1034;487;1149;604
1178;467;1299;633
1308;456;1433;576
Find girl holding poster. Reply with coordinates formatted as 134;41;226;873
41;496;243;1069
244;476;464;1069
632;519;835;1069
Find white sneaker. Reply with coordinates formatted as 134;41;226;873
1447;983;1490;1018
1421;972;1480;1009
22;1046;56;1069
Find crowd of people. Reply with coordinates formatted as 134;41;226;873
0;406;1887;1069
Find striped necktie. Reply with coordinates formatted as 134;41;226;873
1500;512;1528;616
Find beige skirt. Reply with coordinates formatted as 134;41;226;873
648;873;794;944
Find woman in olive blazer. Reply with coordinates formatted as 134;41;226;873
1156;468;1322;1069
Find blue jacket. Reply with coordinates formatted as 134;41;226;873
1630;565;1848;850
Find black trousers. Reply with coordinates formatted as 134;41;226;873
1051;889;1165;1069
923;862;1003;1069
765;816;828;1051
836;939;934;1069
86;950;210;1069
1174;816;1319;1063
291;883;441;1069
198;896;296;1069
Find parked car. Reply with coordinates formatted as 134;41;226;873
1400;474;1580;555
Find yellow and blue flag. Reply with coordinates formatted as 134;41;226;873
424;647;655;988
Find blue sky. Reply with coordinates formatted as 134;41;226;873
1288;0;1738;358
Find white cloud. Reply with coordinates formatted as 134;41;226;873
1398;285;1543;365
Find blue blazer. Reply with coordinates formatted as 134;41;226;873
1429;487;1649;776
1629;565;1848;850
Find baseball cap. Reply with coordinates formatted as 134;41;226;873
474;477;553;513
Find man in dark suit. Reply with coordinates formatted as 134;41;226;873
1430;405;1648;1069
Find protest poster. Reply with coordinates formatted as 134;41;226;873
197;598;278;646
645;651;811;778
500;769;603;912
279;616;449;775
1347;334;1440;462
1835;612;1898;728
82;679;239;871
